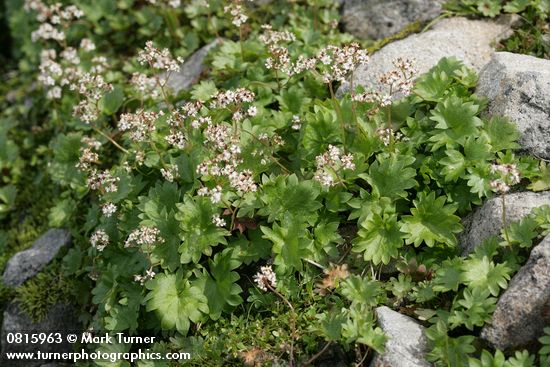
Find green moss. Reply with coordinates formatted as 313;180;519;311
366;21;424;54
14;265;74;322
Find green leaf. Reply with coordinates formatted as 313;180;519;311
101;86;124;115
401;192;462;247
276;84;311;114
341;275;385;307
301;104;342;159
483;116;521;152
466;165;491;198
258;174;322;224
501;216;538;248
464;135;492;163
48;198;76;227
227;231;272;265
315;310;346;341
342;305;387;353
361;154;417;199
191;80;218;102
528;162;550;192
433;258;464;292
440;149;466;182
176;196;229;264
462;256;511;296
313;220;342;261
353;211;404;265
49;133;86;188
261;216;313;273
145;272;208;334
197;249;243;320
539;327;550;356
426;320;476;365
0;185;17;220
449;287;496;330
503;0;530;13
413;57;465;101
469;350;506;367
105;284;142;332
429;95;483;149
477;0;502;17
506;350;535;367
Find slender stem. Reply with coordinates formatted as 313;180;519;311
240;129;291;174
355;346;370;367
274;68;282;92
328;82;346;151
92;126;129;154
304;258;325;270
350;71;358;126
266;283;296;367
239;26;245;62
501;194;512;247
301;342;332;367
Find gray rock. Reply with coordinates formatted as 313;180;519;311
481;235;550;350
2;229;71;287
163;39;221;95
370;306;430;367
342;0;444;40
339;16;516;95
476;52;550;159
459;191;550;255
1;303;81;367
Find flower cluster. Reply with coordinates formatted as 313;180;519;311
253;265;277;291
72;72;113;123
160;164;179;182
101;203;117;217
224;3;248;27
291;115;302;130
260;25;296;75
490;163;521;193
118;109;161;142
353;57;416;111
25;0;83;42
379;57;417;96
212;214;226;227
198;185;223;204
125;226;165;248
211;87;255;108
76;137;101;171
131;72;162;100
197;122;257;194
315;44;369;83
376;127;405;146
137;41;183;73
313;145;355;187
87;169;120;193
37;41;103;101
90;229;109;252
134;268;156;285
209;88;256;123
146;0;181;8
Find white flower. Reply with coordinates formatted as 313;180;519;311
125;226;164;248
101;203;117;217
247;106;257;117
212;214;226;227
253;265;277;291
137;41;183;72
160;164;179;182
90;229;109;252
134;267;156;285
291;115;301;130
